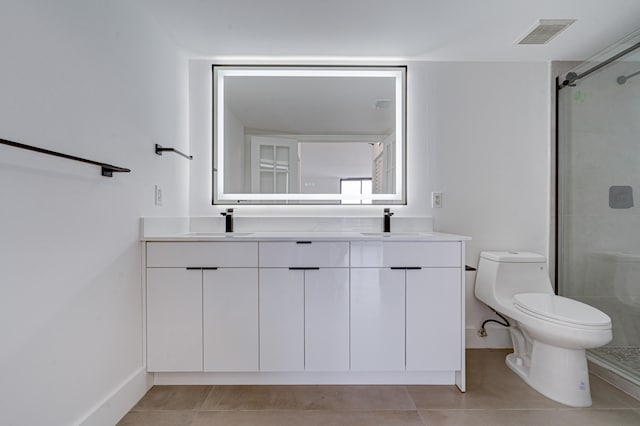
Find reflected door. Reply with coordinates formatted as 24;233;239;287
250;136;299;194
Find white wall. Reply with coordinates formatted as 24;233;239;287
415;62;551;346
0;1;188;424
189;60;551;346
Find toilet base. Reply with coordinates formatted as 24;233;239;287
506;341;592;407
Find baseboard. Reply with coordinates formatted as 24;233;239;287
153;370;456;386
76;367;153;426
466;326;512;348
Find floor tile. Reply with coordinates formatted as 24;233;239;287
589;375;640;408
117;410;196;426
410;348;640;410
419;409;640;426
407;383;563;410
465;349;522;387
131;385;212;411
201;385;416;411
192;410;425;426
557;409;640;426
408;350;564;409
119;350;640;425
419;409;552;426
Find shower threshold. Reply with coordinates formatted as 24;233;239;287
588;347;640;401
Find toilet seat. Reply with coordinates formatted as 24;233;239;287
514;293;611;329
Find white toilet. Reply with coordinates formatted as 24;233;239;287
474;251;612;407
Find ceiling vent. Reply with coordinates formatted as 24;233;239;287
516;19;576;45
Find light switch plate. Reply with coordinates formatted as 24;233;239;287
155;185;163;206
431;192;442;208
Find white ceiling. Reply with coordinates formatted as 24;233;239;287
133;0;640;61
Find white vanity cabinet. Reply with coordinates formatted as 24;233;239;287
405;267;461;371
351;267;406;370
146;242;258;372
350;241;463;372
258;267;305;371
203;268;259;371
144;234;466;390
259;242;350;372
146;267;203;372
304;268;350;371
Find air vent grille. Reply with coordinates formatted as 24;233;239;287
516;19;576;45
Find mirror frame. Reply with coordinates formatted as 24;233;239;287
212;65;407;205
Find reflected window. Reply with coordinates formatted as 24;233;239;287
340;178;372;205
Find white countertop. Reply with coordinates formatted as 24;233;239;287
142;231;470;242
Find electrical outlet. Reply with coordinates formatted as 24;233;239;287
155;185;163;206
431;191;442;208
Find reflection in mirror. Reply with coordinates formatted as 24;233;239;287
213;66;406;204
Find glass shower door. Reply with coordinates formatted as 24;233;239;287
557;32;640;383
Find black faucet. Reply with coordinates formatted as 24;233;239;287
220;208;234;232
383;208;394;233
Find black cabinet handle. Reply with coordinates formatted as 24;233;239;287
296;241;312;244
288;267;320;270
186;267;218;270
390;266;422;270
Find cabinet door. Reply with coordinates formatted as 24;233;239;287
350;268;405;371
305;268;350;371
147;268;202;372
406;268;461;371
259;268;304;371
203;268;259;372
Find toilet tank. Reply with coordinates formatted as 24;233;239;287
475;251;553;308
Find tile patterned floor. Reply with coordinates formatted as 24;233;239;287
119;349;640;426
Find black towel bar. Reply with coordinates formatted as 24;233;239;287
0;137;130;177
155;144;193;160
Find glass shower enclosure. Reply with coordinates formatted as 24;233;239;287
557;30;640;386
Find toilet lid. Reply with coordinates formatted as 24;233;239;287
514;293;611;327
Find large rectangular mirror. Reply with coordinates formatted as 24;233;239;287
213;65;406;204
